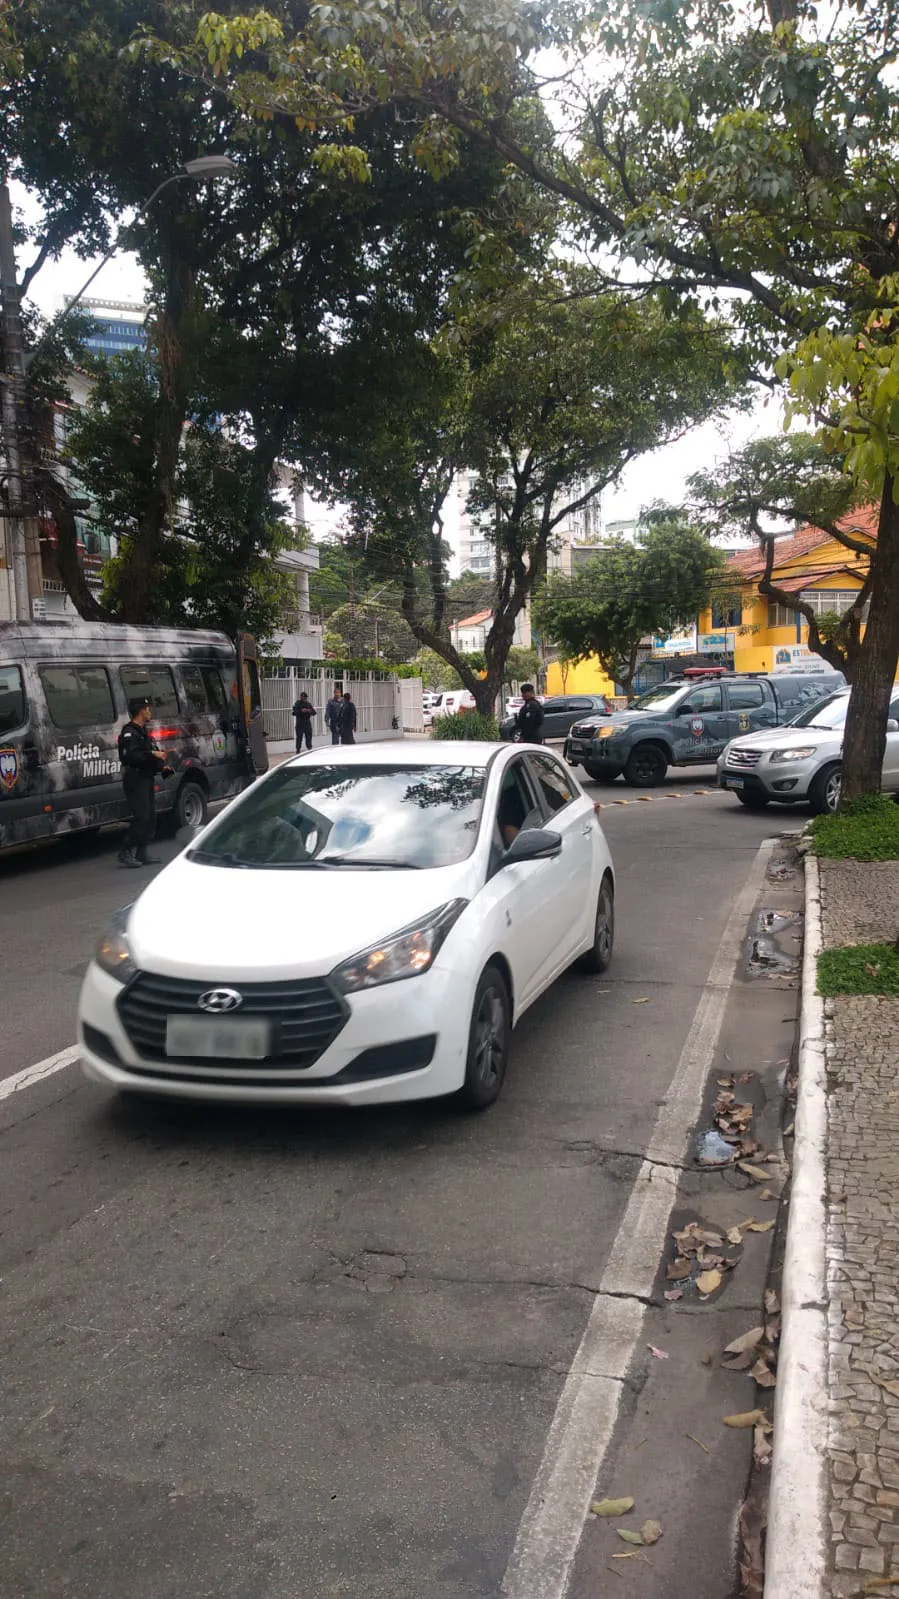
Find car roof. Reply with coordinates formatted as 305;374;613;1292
280;740;515;772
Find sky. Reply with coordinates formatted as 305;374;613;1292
14;180;780;540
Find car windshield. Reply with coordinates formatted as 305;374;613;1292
188;763;487;869
788;691;849;730
630;685;685;713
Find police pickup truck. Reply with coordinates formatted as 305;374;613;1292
564;669;845;788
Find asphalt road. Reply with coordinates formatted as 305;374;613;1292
0;767;795;1599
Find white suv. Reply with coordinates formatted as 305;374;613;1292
717;686;899;813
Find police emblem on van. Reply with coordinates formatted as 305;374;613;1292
0;749;19;790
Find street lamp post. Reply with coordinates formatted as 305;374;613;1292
0;155;237;622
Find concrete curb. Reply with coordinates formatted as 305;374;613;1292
764;854;830;1599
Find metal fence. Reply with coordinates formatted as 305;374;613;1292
261;668;423;742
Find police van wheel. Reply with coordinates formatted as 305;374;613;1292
624;744;667;787
175;781;208;833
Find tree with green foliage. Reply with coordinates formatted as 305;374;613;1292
690;436;873;682
534;518;725;696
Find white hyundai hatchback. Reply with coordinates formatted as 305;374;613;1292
79;742;614;1109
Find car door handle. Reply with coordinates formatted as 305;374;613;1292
581;823;593;836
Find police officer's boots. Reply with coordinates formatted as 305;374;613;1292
135;846;161;866
118;846;140;868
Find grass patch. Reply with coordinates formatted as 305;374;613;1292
810;794;899;861
818;942;899;997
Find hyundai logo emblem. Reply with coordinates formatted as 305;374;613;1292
198;987;243;1014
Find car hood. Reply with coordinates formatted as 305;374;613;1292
572;711;640;733
123;854;477;981
723;726;842;755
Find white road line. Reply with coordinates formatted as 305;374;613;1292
502;838;775;1599
0;1045;80;1102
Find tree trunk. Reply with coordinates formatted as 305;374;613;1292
38;470;110;621
840;478;899;804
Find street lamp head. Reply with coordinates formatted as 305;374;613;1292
182;155;238;180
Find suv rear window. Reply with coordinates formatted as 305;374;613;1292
0;665;26;736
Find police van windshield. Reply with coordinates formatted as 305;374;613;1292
188;763;487;869
630;684;686;713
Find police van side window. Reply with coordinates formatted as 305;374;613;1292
120;665;179;719
40;666;114;730
0;666;26;736
203;669;227;712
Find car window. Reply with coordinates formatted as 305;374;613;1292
202;667;228;713
540;699;564;714
682;685;722;713
568;698;595;711
120;664;180;720
890;698;899;722
727;683;765;710
0;665;26;736
496;760;543;847
527;753;575;813
189;763;487;869
631;684;685;713
39;665;115;730
789;691;849;729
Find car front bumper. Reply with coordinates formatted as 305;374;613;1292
566;736;624;768
78;959;472;1106
717;757;813;802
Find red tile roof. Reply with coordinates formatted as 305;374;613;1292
453;609;493;628
726;506;878;582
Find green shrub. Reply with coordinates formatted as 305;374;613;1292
818;942;899;997
431;711;499;741
810;794;899;861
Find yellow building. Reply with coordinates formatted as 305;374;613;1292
698;513;876;674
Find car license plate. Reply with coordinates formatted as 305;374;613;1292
570;740;585;753
725;776;744;790
165;1016;271;1059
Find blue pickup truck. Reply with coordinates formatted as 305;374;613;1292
564;670;845;788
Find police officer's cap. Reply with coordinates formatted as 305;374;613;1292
129;696;152;717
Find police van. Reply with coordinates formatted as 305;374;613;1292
0;622;268;853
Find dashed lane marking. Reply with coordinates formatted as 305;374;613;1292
0;1045;80;1102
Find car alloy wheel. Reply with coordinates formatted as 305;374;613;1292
578;874;614;973
458;965;511;1110
809;762;842;816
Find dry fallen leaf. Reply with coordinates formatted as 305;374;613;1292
723;1409;770;1430
640;1520;663;1546
721;1350;755;1372
758;1188;778;1202
697;1268;722;1296
664;1288;684;1302
738;1162;772;1181
687;1432;710;1454
783;1121;795;1137
632;997;651;1005
591;1497;635;1517
764;1289;780;1315
747;1220;776;1234
753;1425;773;1467
726;1226;743;1246
865;961;881;977
751;1357;776;1389
724;1326;764;1356
647;1345;669;1360
717;1077;733;1088
667;1260;692;1281
617;1529;644;1546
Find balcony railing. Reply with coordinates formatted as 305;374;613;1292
276;609;324;633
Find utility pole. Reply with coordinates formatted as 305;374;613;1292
0;181;40;620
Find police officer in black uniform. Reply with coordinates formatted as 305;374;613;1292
515;683;545;745
117;697;172;868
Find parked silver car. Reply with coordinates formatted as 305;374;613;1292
717;686;899;813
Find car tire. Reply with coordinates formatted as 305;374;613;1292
175;779;208;833
736;791;770;810
809;762;842;816
623;743;667;787
578;873;615;974
457;964;511;1110
584;765;621;784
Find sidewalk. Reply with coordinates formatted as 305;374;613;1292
821;860;899;1595
772;854;899;1597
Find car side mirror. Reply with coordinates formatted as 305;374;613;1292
676;704;693;717
887;719;899;734
503;827;562;865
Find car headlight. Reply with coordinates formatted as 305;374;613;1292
331;900;468;994
95;905;137;983
598;725;622;740
768;746;819;763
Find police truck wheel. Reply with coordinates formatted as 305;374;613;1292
624;743;667;787
809;762;842;816
175;781;208;832
584;765;621;784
